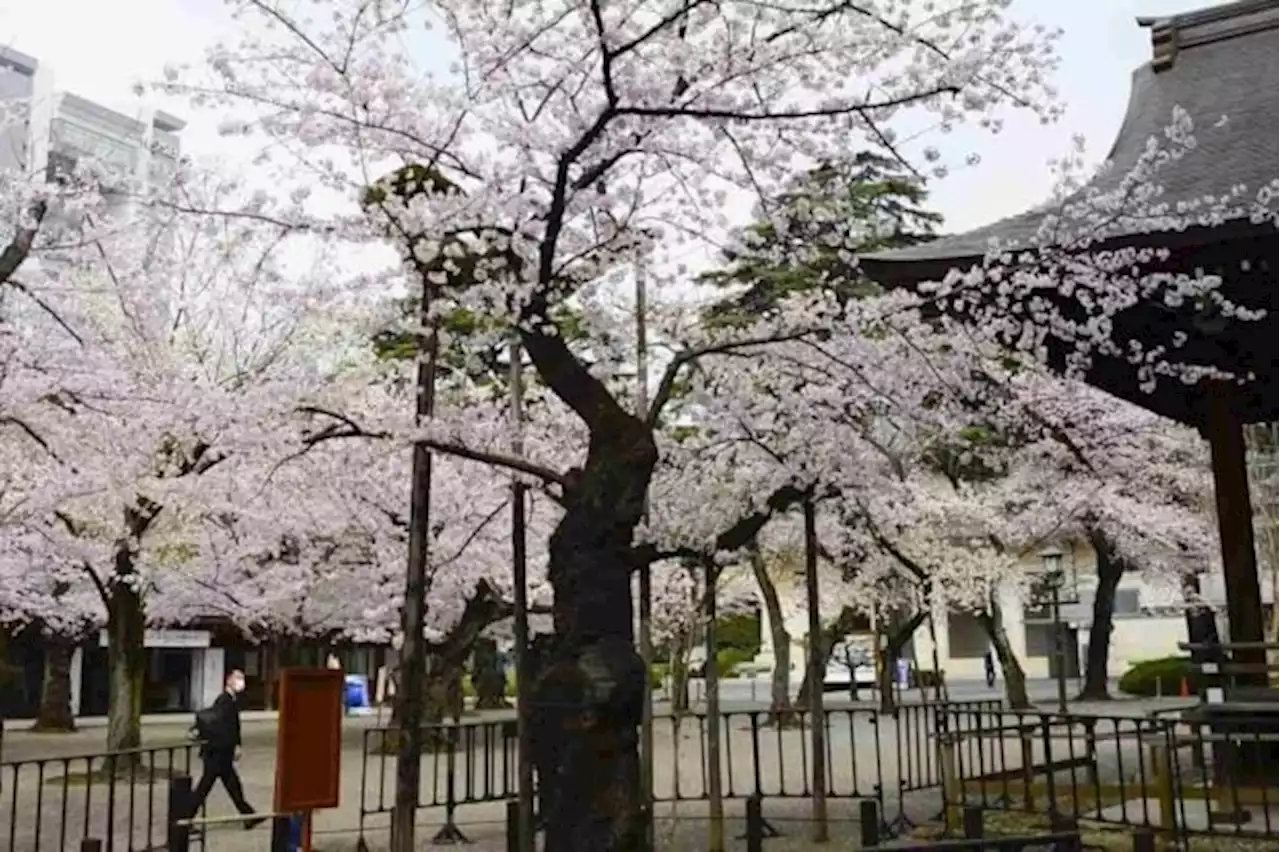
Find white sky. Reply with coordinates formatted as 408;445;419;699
1;0;1212;237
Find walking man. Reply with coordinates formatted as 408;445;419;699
983;649;997;689
190;669;263;828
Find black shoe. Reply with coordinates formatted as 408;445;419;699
244;815;267;830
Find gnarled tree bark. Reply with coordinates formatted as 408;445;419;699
748;545;796;725
1079;527;1124;700
472;637;510;710
977;594;1030;710
876;610;928;713
32;636;77;732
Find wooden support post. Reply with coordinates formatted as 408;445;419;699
1206;385;1266;675
962;805;984;839
80;840;102;852
938;731;963;829
1019;729;1037;812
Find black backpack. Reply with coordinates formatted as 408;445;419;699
192;705;219;741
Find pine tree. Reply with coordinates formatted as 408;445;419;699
703;150;942;326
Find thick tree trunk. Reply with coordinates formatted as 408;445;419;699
796;606;862;707
472;637;510;710
877;611;928;713
978;595;1030;710
669;638;692;715
32;636;76;732
0;629;11;768
1080;528;1124;700
106;583;146;761
748;547;796;725
528;451;652;852
424;656;464;744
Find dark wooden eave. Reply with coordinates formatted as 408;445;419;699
861;0;1279;430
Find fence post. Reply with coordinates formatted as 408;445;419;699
1133;828;1155;852
1147;739;1178;838
859;799;880;848
166;776;192;852
937;731;962;830
962;805;983;839
745;793;763;852
506;800;519;852
80;840;103;852
431;723;470;844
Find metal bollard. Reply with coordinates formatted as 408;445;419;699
80;840;103;852
859;799;880;848
271;815;294;852
166;776;192;852
962;806;984;839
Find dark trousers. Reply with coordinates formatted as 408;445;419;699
191;750;255;816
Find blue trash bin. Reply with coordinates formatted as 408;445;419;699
288;815;303;852
344;675;369;710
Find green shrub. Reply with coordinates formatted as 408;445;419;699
716;611;763;656
1118;656;1199;697
716;647;755;679
650;663;669;689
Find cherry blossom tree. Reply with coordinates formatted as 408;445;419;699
0;170;366;755
163;0;1075;844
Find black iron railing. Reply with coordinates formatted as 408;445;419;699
0;743;197;852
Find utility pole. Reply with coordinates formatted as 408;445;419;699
509;340;535;852
635;256;654;848
390;282;439;852
803;496;828;842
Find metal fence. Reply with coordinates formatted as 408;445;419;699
350;699;1002;848
934;705;1279;842
0;743;197;852
6;699;1275;851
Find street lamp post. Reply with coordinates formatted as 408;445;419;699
1039;547;1068;714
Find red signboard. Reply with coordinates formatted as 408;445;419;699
274;668;343;813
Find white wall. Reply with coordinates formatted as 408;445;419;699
69;648;83;716
190;647;225;710
752;537;1198;682
1107;616;1188;674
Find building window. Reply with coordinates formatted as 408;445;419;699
1024;624;1054;658
1114;589;1141;616
946;611;988;658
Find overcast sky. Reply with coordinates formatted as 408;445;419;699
3;0;1211;238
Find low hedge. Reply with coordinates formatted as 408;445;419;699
1117;656;1201;697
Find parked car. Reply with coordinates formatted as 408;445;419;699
822;643;876;693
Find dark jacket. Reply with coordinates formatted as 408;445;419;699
204;691;242;753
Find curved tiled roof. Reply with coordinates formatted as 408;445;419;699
863;0;1278;268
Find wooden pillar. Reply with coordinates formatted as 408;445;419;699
1205;384;1266;672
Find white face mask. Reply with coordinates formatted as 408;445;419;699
229;677;246;694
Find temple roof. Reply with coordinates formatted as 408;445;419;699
861;0;1278;429
863;0;1277;269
